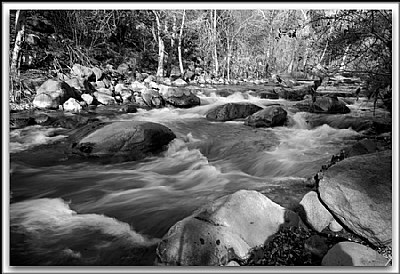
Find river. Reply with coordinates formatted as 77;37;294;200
9;89;363;266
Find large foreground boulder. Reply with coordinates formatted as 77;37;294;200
319;150;392;247
33;79;81;109
159;85;200;108
321;242;387;266
71;121;176;162
157;190;300;266
206;103;262;121
244;105;287;128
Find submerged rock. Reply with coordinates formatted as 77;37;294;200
206;103;262;121
319;150;392;247
157;190;299;266
71;121;176;162
244;105;287;128
321;242;387;266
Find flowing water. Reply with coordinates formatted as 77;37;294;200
9;89;363;266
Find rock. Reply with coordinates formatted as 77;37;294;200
93;92;115;105
81;94;94;105
71;64;94;79
131;81;147;91
304;235;329;258
296;97;351;114
33;79;81;109
319;151;392;247
63;98;82;112
96;87;113;96
157;190;300;266
321;242;387;266
346;139;377;157
159;85;200;108
172;78;187;87
91;67;103;81
258;91;279;99
117;63;130;75
120;89;133;102
244;105;287;128
95;80;106;89
32;93;59;109
206;103;262;121
71;121;176;162
225;261;240;266
277;85;312;101
125;104;137;113
328;219;343;232
299;191;333;232
141;88;163;108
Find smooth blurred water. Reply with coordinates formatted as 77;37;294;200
9;89;362;266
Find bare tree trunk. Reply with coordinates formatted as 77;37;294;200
10;10;25;76
166;14;176;77
226;39;231;81
213;10;219;76
339;44;351;72
178;10;185;75
153;11;165;77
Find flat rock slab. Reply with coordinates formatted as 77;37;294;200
319;150;392;247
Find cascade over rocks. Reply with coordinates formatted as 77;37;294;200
71;120;176;163
318;150;392;247
206;103;262;121
157;190;300;266
244;105;287;128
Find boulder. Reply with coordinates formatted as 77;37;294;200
159;85;200;108
244;105;287;128
32;93;59;109
299;191;334;232
93;92;115;105
63;98;82;112
71;121;176;162
319;151;392;247
131;81;147;92
91;67;103;81
296;97;350;114
172;78;187;87
157;190;300;266
117;63;130;75
258;91;279;99
81;94;94;105
328;219;343;233
71;64;94;79
277;85;312;101
33;79;81;109
321;242;387;266
141;88;163;108
206;103;262;121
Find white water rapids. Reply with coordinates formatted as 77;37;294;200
9;91;362;265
